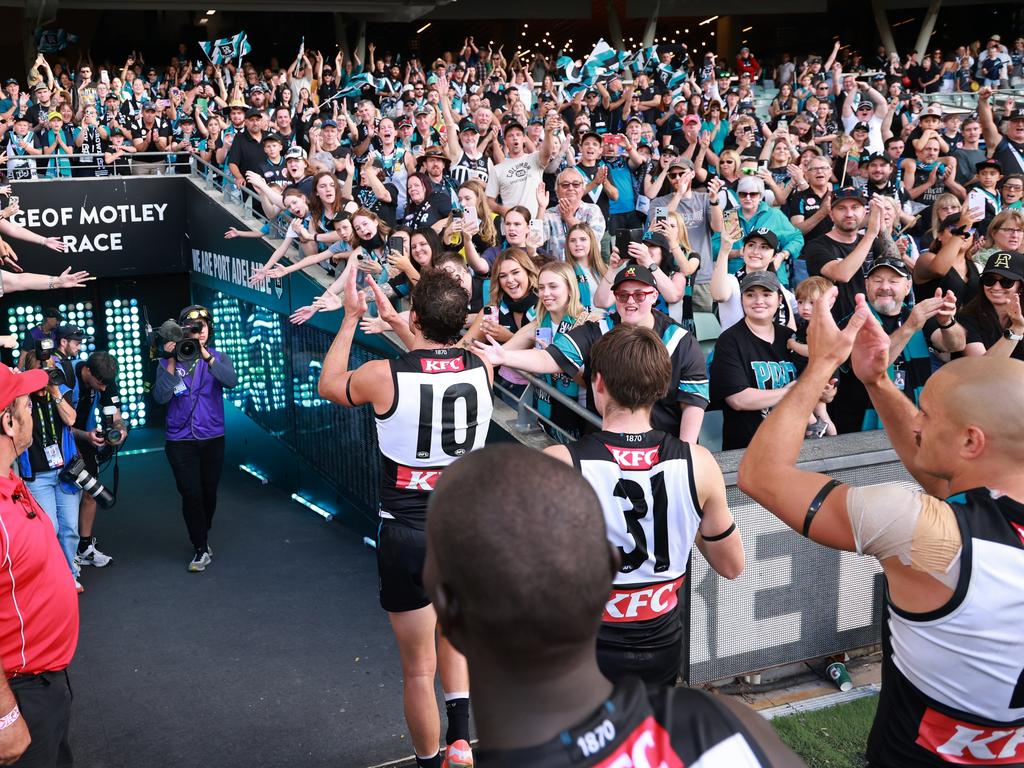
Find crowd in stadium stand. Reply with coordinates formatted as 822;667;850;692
2;33;1024;449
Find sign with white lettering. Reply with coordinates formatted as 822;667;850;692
6;177;186;276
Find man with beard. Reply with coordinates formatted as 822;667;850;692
861;153;915;229
830;257;964;433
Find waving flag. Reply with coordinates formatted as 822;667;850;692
200;32;251;65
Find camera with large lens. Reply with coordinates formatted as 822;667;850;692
59;455;115;509
152;320;200;363
34;339;67;386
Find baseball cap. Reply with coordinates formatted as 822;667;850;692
32;82;48;92
178;114;195;124
579;131;602;145
744;227;779;251
458;117;480;134
46;111;62;121
245;108;262;119
922;104;943;117
668;156;695;171
414;106;431;117
611;263;658;290
682;114;700;126
3;78;17;87
0;366;48;412
833;186;867;204
982;251;1024;280
261;132;283;144
43;308;63;321
321;119;338;128
142;102;157;112
851;121;870;133
867;256;911;278
861;152;890;166
739;271;782;293
976;158;1002;172
503;121;526;137
55;325;90;342
285;145;307;160
855;101;875;111
1007;108;1024;122
641;231;673;253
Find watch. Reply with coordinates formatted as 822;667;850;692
1003;328;1024;342
648;262;660;273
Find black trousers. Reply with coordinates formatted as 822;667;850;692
9;670;72;768
596;637;683;689
165;436;225;551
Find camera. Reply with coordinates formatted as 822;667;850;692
98;404;125;445
151;319;200;363
59;455;115;509
34;339;67;386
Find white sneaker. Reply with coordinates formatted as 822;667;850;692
188;550;212;573
76;541;113;568
74;580;84;594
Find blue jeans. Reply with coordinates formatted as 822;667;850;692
28;470;81;578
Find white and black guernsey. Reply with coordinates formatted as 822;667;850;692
567;430;703;652
375;347;492;530
450;152;490;186
475;676;777;767
866;488;1024;767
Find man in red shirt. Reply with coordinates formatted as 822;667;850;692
0;364;79;766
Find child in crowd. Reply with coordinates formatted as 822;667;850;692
788;275;838;438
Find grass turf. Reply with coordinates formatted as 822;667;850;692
771;695;879;768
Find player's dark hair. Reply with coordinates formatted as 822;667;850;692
428;444;611;664
85;351;118;386
590;325;671;411
410;269;470;345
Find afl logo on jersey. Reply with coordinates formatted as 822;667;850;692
420;357;465;373
604;446;660;470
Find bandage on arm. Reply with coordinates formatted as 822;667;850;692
846;484;963;590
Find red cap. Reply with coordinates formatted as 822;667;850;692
0;366;48;411
683;114;701;125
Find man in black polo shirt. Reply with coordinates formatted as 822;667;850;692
226;108;265;191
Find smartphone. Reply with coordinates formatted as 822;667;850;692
462;206;478;227
483;305;499;324
100;69;110;84
387;235;405;253
723;207;739;236
614;228;643;257
535;327;553;347
967;188;986;217
778;118;788;132
653;206;668;224
528;218;545;242
8;196;18;209
196;97;209;113
451;208;463;232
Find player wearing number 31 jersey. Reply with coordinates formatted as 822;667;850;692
318;264;492;768
547;325;744;687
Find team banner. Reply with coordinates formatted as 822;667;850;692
200;32;252;65
4;176;186;277
557;40;686;99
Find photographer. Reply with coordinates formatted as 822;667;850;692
70;351;123;570
152;306;237;573
18;350;83;590
17;307;61;370
52;324;88;385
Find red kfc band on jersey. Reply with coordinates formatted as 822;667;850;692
1012;521;1024;548
603;577;684;623
593;716;684;768
420;357;465;373
916;707;1024;764
603;445;660;470
395;466;443;491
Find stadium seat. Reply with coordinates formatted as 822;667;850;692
692;312;721;360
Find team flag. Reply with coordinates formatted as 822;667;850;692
200;32;252;65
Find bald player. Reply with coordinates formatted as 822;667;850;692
739;289;1024;768
424;444;801;767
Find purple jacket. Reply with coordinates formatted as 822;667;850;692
153;348;238;441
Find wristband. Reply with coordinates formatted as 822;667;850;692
0;705;20;730
936;317;956;329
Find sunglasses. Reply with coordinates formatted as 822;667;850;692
981;274;1019;289
613;289;657;304
668;171;687;179
738;190;761;197
184;309;211;321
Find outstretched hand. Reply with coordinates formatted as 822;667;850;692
848;294;892;386
807;287;871;370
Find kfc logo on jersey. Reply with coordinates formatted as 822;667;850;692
605;445;660;470
603;577;684;623
916;707;1024;764
592;717;684;768
420;357;465;373
396;466;442;491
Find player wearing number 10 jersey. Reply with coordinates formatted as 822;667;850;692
546;325;744;687
318;265;493;768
